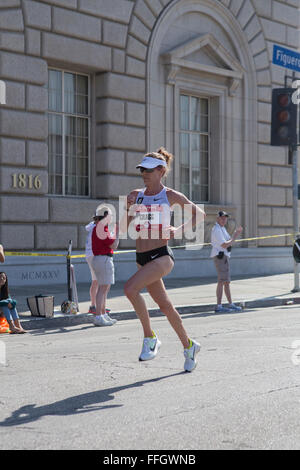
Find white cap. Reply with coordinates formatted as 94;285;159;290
95;205;109;217
136;156;167;169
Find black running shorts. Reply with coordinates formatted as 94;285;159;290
136;245;174;267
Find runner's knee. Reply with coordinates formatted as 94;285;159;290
124;281;138;300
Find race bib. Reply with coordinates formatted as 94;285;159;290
135;204;170;232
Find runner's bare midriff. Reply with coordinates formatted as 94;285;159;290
136;237;168;254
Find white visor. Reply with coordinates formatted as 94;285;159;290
136;156;167;169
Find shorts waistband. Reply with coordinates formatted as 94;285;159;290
94;253;113;257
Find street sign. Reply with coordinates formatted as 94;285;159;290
273;45;300;73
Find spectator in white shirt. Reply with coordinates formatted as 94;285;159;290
210;211;243;313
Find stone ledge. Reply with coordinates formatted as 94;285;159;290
42;32;111;71
78;0;133;24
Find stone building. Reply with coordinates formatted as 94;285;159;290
0;0;300;284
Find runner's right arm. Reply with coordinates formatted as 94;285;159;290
119;190;139;234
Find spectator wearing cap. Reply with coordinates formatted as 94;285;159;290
91;205;119;327
210;211;243;313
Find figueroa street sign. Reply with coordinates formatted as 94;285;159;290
273;45;300;73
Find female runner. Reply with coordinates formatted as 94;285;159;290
122;147;206;372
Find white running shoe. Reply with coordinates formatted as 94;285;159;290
94;315;114;327
215;305;232;313
228;303;242;312
139;333;161;361
104;313;117;324
184;340;201;372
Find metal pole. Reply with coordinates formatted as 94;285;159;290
70;264;79;312
292;146;299;292
67;240;73;301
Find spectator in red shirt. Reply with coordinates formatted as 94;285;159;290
91;206;119;327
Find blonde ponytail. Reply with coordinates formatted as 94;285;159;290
156;147;173;168
144;146;174;175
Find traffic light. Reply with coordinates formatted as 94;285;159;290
271;88;297;146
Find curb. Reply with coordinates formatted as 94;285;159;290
18;296;298;331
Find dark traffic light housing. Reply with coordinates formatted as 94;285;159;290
271;88;297;146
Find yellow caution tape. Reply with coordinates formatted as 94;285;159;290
69;232;296;258
236;233;294;243
68;249;136;258
4;232;296;258
4;251;65;257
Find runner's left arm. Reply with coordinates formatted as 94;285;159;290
166;190;206;238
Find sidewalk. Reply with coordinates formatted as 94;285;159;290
11;272;300;330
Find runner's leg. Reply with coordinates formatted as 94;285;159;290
124;256;174;338
147;279;189;349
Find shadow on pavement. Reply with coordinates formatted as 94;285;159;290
0;372;185;427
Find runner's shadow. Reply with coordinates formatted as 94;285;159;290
0;372;184;427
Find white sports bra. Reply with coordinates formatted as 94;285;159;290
136;186;170;206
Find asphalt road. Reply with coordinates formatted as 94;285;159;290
1;305;300;450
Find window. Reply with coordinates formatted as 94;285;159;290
179;94;209;202
48;69;90;196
